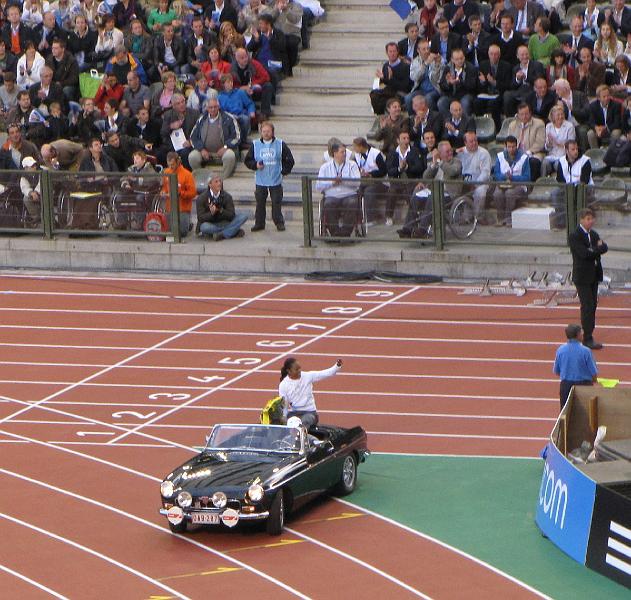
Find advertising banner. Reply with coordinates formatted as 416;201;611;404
586;484;631;589
535;442;597;563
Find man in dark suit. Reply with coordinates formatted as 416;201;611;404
587;84;623;148
28;66;65;112
508;0;544;37
386;129;425;234
553;78;591;150
430;17;462;64
503;45;545;116
443;0;480;37
398;22;420;62
369;42;412;115
247;14;289;76
569;208;608;349
559;16;594;69
152;24;186;79
408;94;444;146
526;77;557;122
204;0;239;33
184;16;218;74
438;47;478;116
494;14;524;66
597;0;631;38
1;5;33;56
463;14;492;67
126;106;162;150
33;11;67;59
442;99;476;148
475;44;512;129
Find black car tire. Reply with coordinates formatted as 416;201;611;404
334;454;357;496
266;491;285;536
168;520;187;534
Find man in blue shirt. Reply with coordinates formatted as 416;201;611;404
553;324;598;410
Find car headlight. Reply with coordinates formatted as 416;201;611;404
212;491;227;508
160;480;174;498
177;491;192;508
247;483;264;503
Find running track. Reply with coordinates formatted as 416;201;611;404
0;273;629;599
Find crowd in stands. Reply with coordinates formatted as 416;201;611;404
0;0;315;237
361;0;631;237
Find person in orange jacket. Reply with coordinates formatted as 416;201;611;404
162;151;196;237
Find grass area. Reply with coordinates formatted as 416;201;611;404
351;454;627;599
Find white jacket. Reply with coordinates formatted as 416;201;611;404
17;52;46;89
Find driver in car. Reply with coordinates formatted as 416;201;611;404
278;357;343;430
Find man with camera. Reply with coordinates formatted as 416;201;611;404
196;174;248;241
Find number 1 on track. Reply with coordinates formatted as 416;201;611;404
287;322;327;331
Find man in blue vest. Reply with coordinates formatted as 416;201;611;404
244;121;295;231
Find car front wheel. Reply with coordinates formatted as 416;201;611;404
168;520;187;533
266;491;285;536
334;454;357;496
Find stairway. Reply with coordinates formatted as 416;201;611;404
222;0;405;221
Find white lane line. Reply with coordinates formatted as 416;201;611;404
4;272;631;295
285;527;430;599
0;283;287;427
0;563;69;599
11;419;554;431
334;499;551;600
0;512;191;600
370;451;540;460
4;351;631;368
0;295;628;312
7;334;631;351
4;394;551;452
0;371;603;385
39;395;559;409
365;431;547;441
2;315;631;331
0;390;563;404
106;286;423;445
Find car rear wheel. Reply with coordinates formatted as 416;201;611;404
334;454;357;496
266;491;285;536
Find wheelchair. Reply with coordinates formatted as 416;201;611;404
0;182;28;229
403;186;478;240
318;190;367;238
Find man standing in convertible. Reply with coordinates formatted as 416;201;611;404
278;357;343;429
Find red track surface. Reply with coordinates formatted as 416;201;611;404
1;274;629;599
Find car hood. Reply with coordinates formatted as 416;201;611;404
168;451;300;494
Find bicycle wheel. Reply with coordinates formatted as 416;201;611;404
448;196;477;239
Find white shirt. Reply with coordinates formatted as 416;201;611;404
315;159;360;198
278;364;340;413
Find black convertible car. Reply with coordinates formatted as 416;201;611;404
159;423;369;535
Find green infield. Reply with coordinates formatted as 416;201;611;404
351;454;627;599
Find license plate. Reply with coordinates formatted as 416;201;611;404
191;512;220;525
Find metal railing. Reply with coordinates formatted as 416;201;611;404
301;176;631;253
0;169;181;242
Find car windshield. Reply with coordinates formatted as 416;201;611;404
205;425;301;453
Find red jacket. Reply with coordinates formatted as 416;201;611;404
200;59;233;90
94;83;125;112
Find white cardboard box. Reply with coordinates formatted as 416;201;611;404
511;207;554;230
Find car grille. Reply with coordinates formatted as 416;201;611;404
193;497;242;510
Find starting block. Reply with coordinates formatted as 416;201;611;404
529;290;579;307
460;279;526;297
